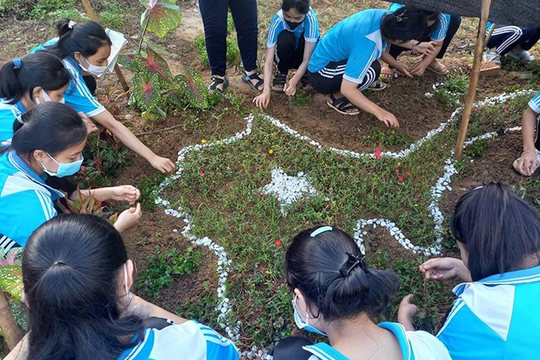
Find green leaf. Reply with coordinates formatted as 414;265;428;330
0;265;23;301
144;0;182;39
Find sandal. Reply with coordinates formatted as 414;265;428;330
208;75;229;93
272;73;287;92
327;94;359;116
426;61;448;75
381;65;395;80
368;80;388;91
242;70;264;92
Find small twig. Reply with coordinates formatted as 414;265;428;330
138;9;151;52
135;124;183;136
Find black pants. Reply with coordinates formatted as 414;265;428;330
275;31;305;74
199;0;258;76
307;60;381;95
487;26;540;55
271;336;313;360
389;15;462;60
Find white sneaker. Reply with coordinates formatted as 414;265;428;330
508;48;535;63
484;49;501;64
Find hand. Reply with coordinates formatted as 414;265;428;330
410;61;427;77
150;155;176;173
419;257;470;281
414;41;437;56
109;185;140;203
515;150;539;176
375;108;399;128
285;79;298;96
253;91;271;109
114;203;142;232
398;294;418;330
79;112;99;134
394;62;412;78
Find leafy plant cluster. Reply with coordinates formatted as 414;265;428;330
435;73;469;106
136;246;201;298
361;127;413;147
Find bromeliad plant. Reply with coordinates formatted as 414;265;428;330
120;0;216;121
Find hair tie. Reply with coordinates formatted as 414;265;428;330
396;10;409;22
310;226;333;237
339;252;364;277
13;58;22;68
68;20;77;29
53;260;66;266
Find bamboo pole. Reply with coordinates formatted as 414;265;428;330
80;0;130;91
454;0;493;159
0;291;22;350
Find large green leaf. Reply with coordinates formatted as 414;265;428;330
0;265;23;301
141;0;182;39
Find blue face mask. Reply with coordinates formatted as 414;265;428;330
41;152;84;178
292;295;327;336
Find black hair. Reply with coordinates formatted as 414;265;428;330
381;7;428;41
0;53;71;105
284;226;399;321
451;183;540;281
45;19;111;59
420;9;440;23
6;102;87;159
282;0;310;15
23;214;145;360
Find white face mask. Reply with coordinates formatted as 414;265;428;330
79;57;108;77
123;263;132;302
35;90;65;105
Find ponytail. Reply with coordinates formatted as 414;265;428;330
285;226;399;321
44;19;111;59
0;53;70;104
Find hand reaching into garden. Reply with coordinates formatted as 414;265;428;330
414;41;437;56
420;257;472;282
114;203;142;232
253;90;271;109
375;108;400;128
410;61;428;77
394;62;413;78
151;155;176;173
515;150;539;176
79;112;99;134
398;294;417;331
285;79;299;96
109;185;140;203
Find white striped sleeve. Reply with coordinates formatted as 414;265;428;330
529;93;540;114
431;14;450;41
63;61;106;117
266;15;282;48
304;9;319;43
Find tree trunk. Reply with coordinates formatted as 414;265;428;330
0;291;22;350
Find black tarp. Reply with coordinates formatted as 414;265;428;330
383;0;540;28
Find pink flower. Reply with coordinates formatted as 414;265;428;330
405;170;411;175
504;108;510;115
275;239;282;246
80;165;86;171
374;149;382;159
395;168;400;173
398;175;404;182
200;172;205;177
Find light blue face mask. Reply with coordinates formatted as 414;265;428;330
41;153;84;178
292;295;327;337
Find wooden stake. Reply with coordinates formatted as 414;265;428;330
0;291;22;350
80;0;130;91
454;0;493;159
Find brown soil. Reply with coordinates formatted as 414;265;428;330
363;227;420;265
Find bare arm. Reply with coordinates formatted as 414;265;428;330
5;335;29;360
286;41;317;96
411;41;443;75
253;46;275;109
92;110;175;173
515;108;540;176
381;51;412;78
126;294;188;324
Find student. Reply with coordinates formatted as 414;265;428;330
0;103;141;255
307;8;431;126
253;0;319;109
485;24;540;64
199;0;262;93
0;53;71;143
5;214;239;360
273;225;452;360
34;19;175;173
399;183;540;360
383;4;461;77
513;93;540;176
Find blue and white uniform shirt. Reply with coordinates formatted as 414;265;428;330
0;150;63;251
0;99;25;143
266;8;319;48
33;39;106;118
308;10;388;84
529;92;540;114
388;3;451;41
438;265;540;360
304;322;451;360
118;319;239;360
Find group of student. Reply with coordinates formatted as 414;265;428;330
5;183;540;360
0;0;539;359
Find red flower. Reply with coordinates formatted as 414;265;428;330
504;108;510;115
398;175;404;182
374;149;382;159
406;170;411;175
200;172;205;177
80;165;86;171
395;168;400;173
275;239;282;246
472;107;478;112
